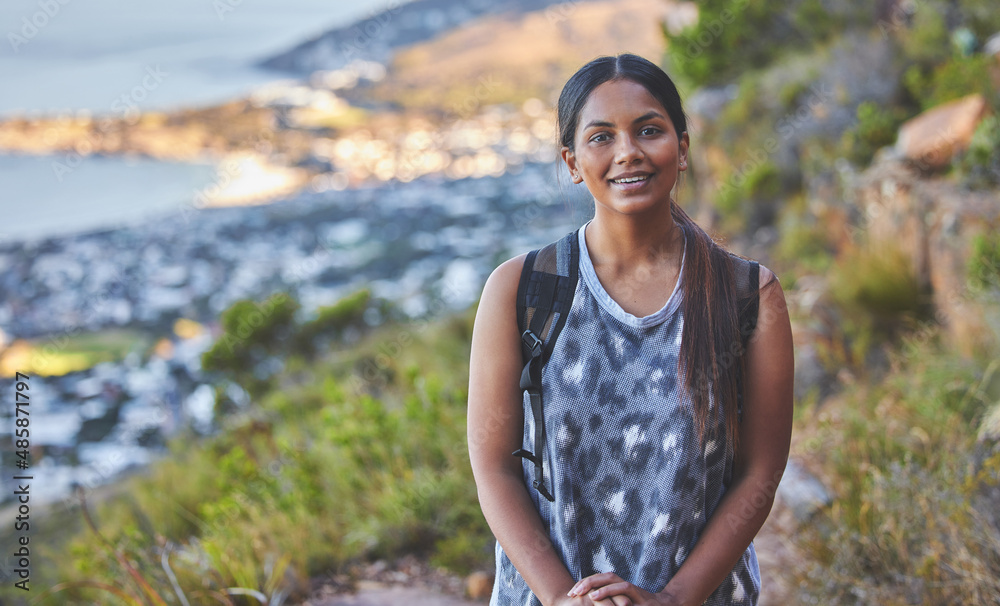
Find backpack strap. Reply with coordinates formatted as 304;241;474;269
512;230;579;502
733;255;760;421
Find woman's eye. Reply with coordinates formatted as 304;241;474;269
590;133;609;143
640;126;660;136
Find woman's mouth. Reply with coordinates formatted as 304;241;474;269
609;173;652;190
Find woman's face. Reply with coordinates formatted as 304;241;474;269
561;78;688;219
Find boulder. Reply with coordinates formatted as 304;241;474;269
465;571;493;600
852;156;1000;356
979;401;1000;444
776;458;832;522
895;93;989;170
984;32;1000;61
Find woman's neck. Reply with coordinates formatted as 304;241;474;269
584;205;684;272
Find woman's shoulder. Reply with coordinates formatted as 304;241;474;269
485;252;530;295
722;249;779;293
476;253;531;323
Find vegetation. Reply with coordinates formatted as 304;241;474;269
6;291;489;605
665;0;866;89
968;232;1000;293
829;240;933;333
839;101;907;167
0;328;152;378
790;330;1000;605
957;116;1000;190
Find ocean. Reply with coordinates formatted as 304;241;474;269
0;0;411;243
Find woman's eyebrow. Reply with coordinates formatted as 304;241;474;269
582;111;667;130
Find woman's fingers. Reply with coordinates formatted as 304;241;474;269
586;581;633;601
569;572;624;597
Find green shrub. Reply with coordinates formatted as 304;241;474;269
968;231;1000;292
292;288;372;357
831;242;928;320
715;160;783;232
958;115;1000;190
775;219;834;276
201;291;299;397
891;1;952;66
791;335;1000;603
903;54;997;112
666;0;863;88
957;0;1000;41
840;101;907;166
24;304;492;605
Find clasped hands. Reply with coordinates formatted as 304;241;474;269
556;572;677;606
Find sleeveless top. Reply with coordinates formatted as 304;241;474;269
491;222;760;605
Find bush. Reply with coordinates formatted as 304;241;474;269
21;305;491;605
774;200;835;275
201;291;299;397
791;333;1000;604
666;0;864;88
903;54;997;112
968;231;1000;292
957;115;1000;190
292;288;372;357
715;160;783;232
840;101;907;166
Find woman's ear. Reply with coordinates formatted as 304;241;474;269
678;132;690;171
560;146;582;183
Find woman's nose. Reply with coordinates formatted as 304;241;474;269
614;132;643;164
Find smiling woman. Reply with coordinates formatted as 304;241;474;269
562;81;689;226
468;53;794;606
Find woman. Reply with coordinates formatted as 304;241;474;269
467;53;794;606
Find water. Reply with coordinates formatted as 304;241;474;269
0;0;410;243
0;153;219;242
0;0;410;116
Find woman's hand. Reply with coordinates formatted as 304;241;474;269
553;590;634;606
567;573;671;606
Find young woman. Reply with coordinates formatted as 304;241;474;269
467;53;794;606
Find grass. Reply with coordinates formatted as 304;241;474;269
0;293;490;606
789;329;1000;604
0;328;153;377
6;254;999;605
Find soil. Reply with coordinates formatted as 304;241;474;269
297;555;486;606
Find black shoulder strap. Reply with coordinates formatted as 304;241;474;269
738;259;760;347
734;256;760;420
512;230;579;502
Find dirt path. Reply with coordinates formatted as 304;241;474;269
298;556;487;606
306;581;481;606
300;497;804;606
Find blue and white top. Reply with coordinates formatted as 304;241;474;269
491;222;760;605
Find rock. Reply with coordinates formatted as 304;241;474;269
316;585;482;606
852;157;1000;356
979;401;1000;444
465;571;493;600
776;459;831;522
984;32;1000;61
793;341;835;403
894;93;989;170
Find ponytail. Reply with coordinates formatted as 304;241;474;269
671;202;744;454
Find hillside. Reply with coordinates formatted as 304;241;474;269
358;0;694;113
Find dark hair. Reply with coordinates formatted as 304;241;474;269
557;52;761;453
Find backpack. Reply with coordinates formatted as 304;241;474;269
513;228;760;502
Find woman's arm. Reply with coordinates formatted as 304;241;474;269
575;265;795;606
468;256;628;606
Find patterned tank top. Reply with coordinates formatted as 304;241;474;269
491;222;760;605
